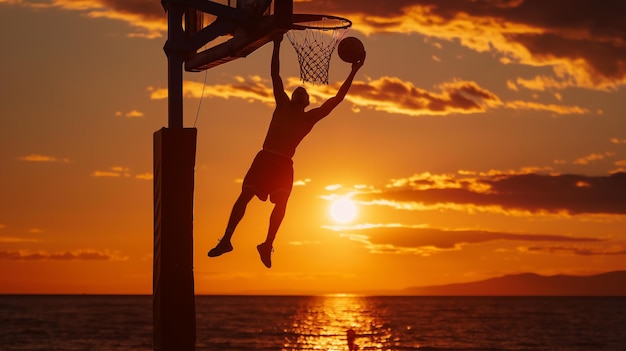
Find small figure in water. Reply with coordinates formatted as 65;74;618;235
347;328;359;351
208;33;365;268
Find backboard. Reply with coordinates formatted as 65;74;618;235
183;0;293;72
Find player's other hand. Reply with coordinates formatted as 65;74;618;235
352;51;366;71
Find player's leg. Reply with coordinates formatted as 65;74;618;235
257;191;289;268
224;187;256;240
266;192;289;246
208;188;255;257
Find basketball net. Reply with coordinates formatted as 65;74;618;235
286;16;351;85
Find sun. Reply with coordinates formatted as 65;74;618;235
329;197;358;223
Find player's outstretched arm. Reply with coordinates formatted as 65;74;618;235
334;53;366;103
309;52;366;122
271;34;289;104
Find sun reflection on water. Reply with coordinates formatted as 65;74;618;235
283;295;392;350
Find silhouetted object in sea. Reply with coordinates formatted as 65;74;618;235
208;34;365;268
347;328;359;350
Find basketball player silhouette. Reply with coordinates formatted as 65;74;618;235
208;34;365;268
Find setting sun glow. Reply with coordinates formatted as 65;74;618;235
329;197;358;223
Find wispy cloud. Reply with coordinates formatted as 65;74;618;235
92;166;151;180
20;154;70;163
520;245;626;256
294;178;311;187
151;75;587;117
504;100;588;115
325;223;602;256
352;171;626;216
115;110;144;118
149;76;275;104
610;138;626;145
514;76;574;91
135;172;153;180
92;166;130;178
328;77;503;116
0;249;129;261
610;160;624;173
573;152;615;165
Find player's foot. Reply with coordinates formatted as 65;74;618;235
207;240;233;257
257;242;273;268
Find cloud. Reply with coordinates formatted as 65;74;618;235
288;240;321;246
149;76;275;105
20;154;70;163
343;78;586;115
151;75;586;117
325;223;602;256
293;178;311;187
115;110;144;118
92;166;130;178
610;138;626;145
92;166;150;180
135;172;153;180
0;249;129;261
327;77;503;116
92;170;122;177
297;0;626;90
514;75;573;91
573;152;615;165
520;245;626;256
353;171;626;216
7;0;165;38
504;100;588;115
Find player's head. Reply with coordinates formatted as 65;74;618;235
291;87;310;107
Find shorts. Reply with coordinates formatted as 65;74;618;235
243;149;294;203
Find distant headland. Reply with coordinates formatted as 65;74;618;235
403;271;626;296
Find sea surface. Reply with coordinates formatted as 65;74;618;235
1;295;625;351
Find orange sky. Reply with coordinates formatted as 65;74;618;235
1;0;625;295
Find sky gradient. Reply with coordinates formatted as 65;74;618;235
1;0;625;295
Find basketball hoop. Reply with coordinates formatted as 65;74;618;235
286;14;352;85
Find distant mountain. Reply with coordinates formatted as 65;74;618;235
404;271;626;296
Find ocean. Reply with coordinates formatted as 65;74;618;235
0;295;624;351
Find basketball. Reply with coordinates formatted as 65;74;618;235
337;37;365;63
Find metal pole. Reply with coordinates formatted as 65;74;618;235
154;2;197;351
165;2;185;129
167;55;184;129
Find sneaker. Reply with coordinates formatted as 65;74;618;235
257;243;273;268
207;240;233;257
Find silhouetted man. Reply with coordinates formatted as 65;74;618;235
208;34;365;268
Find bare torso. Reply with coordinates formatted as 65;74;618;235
262;103;317;158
